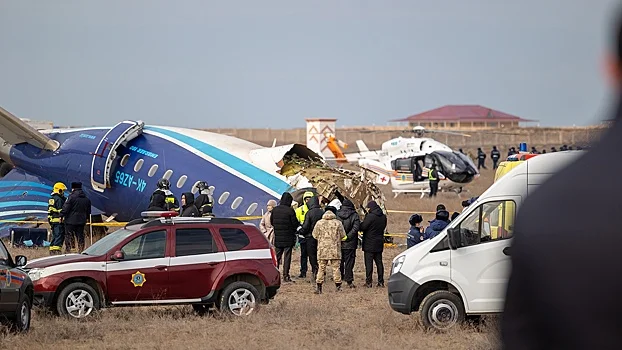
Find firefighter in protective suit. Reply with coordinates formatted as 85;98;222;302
194;181;215;217
48;182;67;255
149;179;179;212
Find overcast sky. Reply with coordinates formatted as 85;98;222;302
0;0;619;129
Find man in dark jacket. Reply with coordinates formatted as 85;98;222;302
361;201;387;288
270;192;299;282
146;191;166;211
337;199;360;288
180;192;200;217
501;10;622;349
61;182;91;253
406;214;424;248
491;146;501;169
423;210;450;240
477;147;487;169
299;196;324;280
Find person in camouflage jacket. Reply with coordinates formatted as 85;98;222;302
312;209;346;294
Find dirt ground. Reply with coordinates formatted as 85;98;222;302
0;168;499;350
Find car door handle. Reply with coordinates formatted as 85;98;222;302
503;247;511;256
155;265;167;270
207;262;219;266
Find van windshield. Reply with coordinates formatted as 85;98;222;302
82;229;137;256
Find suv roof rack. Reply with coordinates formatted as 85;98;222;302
141;216;244;228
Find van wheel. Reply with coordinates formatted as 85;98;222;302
9;294;31;332
419;290;465;331
56;282;100;319
219;282;259;316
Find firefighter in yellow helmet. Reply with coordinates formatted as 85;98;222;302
48;182;67;255
294;191;315;278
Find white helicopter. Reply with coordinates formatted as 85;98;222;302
326;126;480;197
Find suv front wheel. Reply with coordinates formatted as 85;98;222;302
56;282;100;319
219;282;260;316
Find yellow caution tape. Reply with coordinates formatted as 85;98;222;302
386;210;441;214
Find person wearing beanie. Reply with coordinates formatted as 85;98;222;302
406;214;424;248
270;192;299;282
60;181;91;253
423;210;450;240
360;201;387;288
502;8;622;349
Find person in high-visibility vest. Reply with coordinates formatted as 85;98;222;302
428;164;439;197
149;179;179;212
48;182;67;255
295;191;315;278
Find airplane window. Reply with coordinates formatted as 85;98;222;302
148;164;158;178
134;159;144;172
163;170;173;180
177;175;188;189
246;202;258;216
209;185;215;194
218;192;230;205
191;181;201;194
120;154;130;167
231;196;243;210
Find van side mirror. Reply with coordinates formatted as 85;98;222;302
111;250;125;261
448;228;462;250
15;255;27;267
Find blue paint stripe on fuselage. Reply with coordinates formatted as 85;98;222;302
145;127;291;195
0;182;52;190
0;201;47;209
0;191;51;198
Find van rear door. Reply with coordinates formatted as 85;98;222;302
449;197;519;313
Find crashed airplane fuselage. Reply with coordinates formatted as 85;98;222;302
0;107;385;225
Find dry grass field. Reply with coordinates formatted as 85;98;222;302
0;169;499;350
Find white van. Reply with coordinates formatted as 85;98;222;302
387;151;583;330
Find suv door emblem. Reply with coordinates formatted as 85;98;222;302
131;271;146;287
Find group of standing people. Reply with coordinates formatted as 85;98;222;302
47;181;92;255
260;191;388;293
147;178;214;217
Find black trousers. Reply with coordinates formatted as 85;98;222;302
493;159;499;169
429;180;439;197
306;238;319;279
299;237;308;275
340;249;356;283
275;246;293;278
65;224;85;251
478;160;486;169
364;252;384;284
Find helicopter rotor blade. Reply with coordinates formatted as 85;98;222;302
425;129;472;137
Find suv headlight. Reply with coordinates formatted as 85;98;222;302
392;256;406;275
28;268;44;281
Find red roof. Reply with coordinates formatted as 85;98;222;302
392;105;537;123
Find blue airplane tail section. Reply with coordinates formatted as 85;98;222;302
0;168;52;238
0;168;103;238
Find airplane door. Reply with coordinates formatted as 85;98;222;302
91;120;144;193
449;197;518;313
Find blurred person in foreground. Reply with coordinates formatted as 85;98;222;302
406;214;424;249
502;9;622;349
312;206;346;294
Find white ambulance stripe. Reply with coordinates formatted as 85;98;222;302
170;253;225;266
106;258;171;272
226;249;272;261
40;262;106;278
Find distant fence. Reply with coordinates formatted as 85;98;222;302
202;126;607;152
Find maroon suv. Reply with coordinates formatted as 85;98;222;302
24;213;280;318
